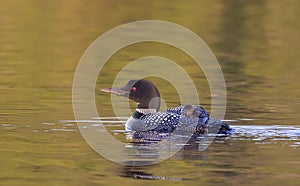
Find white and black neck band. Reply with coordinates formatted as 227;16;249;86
132;108;157;119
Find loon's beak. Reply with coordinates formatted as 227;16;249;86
101;87;130;97
101;80;138;98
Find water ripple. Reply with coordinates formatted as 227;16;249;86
36;119;300;148
231;125;300;147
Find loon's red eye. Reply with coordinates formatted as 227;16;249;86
131;87;137;92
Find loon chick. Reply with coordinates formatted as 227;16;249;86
101;79;231;139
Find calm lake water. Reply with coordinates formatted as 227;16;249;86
1;1;299;186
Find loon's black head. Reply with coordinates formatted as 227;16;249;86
101;79;161;111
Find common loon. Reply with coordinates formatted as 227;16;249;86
101;79;231;140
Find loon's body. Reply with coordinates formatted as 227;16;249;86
101;79;231;140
